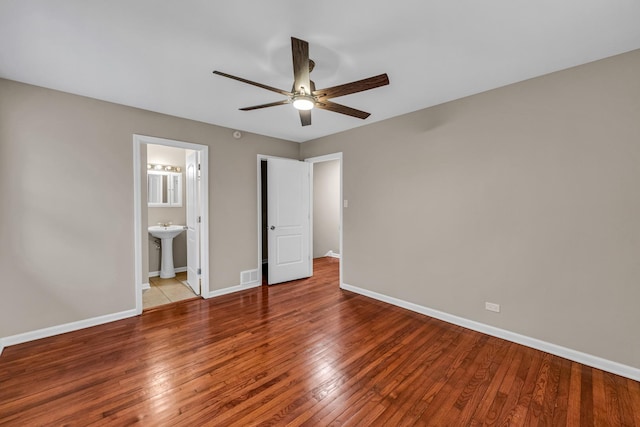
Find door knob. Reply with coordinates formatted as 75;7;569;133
270;226;275;230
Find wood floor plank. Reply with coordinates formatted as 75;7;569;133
523;352;553;425
358;322;456;425
1;257;639;426
478;343;525;426
591;368;608;426
598;370;624;426
465;339;516;425
381;325;475;423
436;337;502;423
566;361;584;426
380;326;472;425
299;319;427;425
581;363;597;427
550;357;572;426
313;320;446;426
627;378;640;426
491;345;541;425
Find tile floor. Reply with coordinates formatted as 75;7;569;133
143;271;199;309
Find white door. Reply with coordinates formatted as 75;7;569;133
267;158;311;285
186;150;200;294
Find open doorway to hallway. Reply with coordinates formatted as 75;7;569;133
306;152;343;287
258;156;311;285
311;158;341;261
257;153;343;286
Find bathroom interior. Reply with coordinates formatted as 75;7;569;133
144;144;199;309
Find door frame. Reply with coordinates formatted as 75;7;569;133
133;134;210;314
256;153;343;287
185;150;201;294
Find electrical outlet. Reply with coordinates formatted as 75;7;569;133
344;199;349;208
485;302;500;313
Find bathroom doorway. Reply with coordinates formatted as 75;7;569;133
133;135;210;314
145;144;195;308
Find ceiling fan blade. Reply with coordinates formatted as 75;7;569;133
213;71;292;97
313;73;389;100
291;37;311;94
299;109;311;126
315;101;371;119
240;100;290;111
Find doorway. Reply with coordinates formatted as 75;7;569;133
133;135;210;314
259;156;312;285
306;153;343;287
257;153;343;287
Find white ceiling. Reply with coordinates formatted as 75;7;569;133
1;1;639;143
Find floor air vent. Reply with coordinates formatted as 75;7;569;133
240;269;259;285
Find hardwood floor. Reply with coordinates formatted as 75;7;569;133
1;257;639;425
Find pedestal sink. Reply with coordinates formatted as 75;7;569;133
148;225;186;278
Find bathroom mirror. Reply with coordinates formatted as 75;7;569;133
148;171;182;207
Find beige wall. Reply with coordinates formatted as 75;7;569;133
147;144;187;272
0;78;299;337
313;160;340;258
301;49;640;369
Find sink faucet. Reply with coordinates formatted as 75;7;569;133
158;221;172;227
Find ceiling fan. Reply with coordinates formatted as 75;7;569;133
213;37;389;126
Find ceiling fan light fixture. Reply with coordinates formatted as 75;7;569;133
213;37;389;126
292;95;315;111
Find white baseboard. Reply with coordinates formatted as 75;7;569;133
0;280;259;356
142;283;150;290
148;266;187;278
324;250;341;259
207;282;261;299
0;309;138;355
341;283;640;382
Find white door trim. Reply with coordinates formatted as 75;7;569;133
304;152;343;288
185;150;201;294
133;134;210;314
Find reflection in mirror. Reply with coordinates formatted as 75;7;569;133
170;174;181;205
148;173;163;204
148;171;182;207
